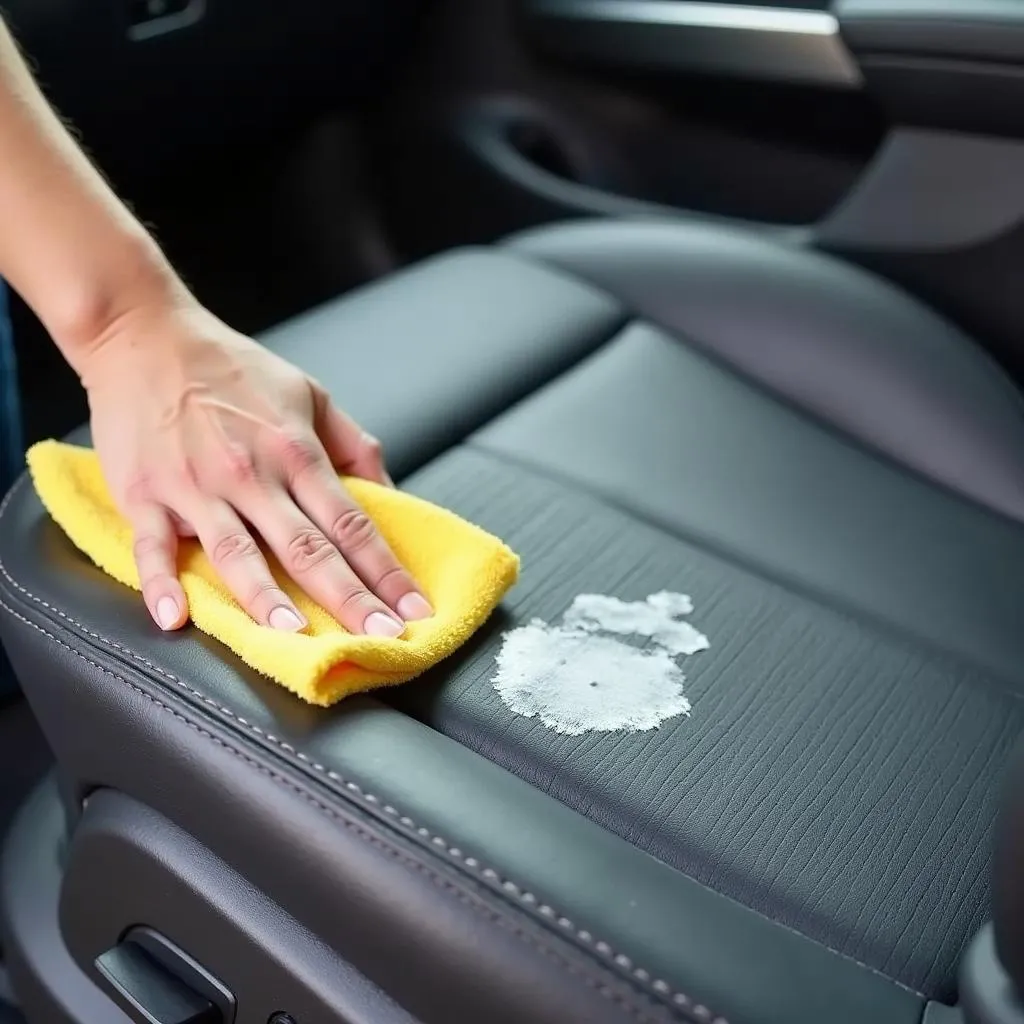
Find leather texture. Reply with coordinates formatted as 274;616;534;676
3;219;1024;1023
507;219;1024;525
0;448;921;1024
993;737;1024;992
438;357;1023;1000
475;321;1024;686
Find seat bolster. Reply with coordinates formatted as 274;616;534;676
507;219;1024;523
257;246;625;480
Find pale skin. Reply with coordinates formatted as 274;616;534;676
0;17;432;636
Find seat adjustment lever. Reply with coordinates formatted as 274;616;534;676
95;927;233;1024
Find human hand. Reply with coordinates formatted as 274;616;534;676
80;300;432;636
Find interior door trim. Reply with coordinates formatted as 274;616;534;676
524;0;864;88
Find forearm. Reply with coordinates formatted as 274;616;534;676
0;17;186;373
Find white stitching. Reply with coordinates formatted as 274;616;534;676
0;475;711;1023
0;593;680;1024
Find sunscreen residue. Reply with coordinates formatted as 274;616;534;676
492;592;709;736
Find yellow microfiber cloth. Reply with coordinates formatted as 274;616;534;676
26;440;520;707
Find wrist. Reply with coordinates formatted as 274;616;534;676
49;230;192;378
77;291;242;400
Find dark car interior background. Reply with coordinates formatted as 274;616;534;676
2;1;1024;1023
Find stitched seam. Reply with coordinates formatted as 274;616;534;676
0;476;719;1024
0;595;701;1024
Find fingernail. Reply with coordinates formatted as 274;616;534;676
156;596;180;631
269;606;307;632
397;593;433;621
364;611;404;638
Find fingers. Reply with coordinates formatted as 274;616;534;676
241;488;410;637
313;387;394;487
289;456;432;622
128;502;189;631
186;499;308;632
132;395;424;635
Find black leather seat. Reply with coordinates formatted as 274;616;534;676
2;219;1023;1024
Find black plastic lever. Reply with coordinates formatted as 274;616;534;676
95;928;233;1024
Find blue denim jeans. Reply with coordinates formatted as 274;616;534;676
0;280;23;695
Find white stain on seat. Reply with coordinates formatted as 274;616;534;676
562;591;709;657
492;592;708;736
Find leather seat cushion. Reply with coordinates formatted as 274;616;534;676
392;325;1024;1000
3;222;1024;1023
